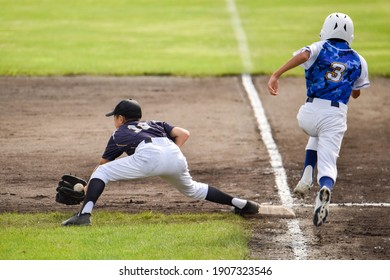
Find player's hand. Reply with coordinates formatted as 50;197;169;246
268;75;279;95
351;90;361;99
267;50;310;96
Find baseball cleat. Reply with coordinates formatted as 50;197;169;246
313;187;331;226
293;180;313;198
61;213;91;226
234;200;259;215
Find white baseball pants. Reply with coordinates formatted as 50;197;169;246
91;137;209;200
297;98;348;184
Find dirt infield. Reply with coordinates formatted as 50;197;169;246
0;76;389;259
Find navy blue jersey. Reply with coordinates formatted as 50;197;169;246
294;40;370;104
102;120;175;160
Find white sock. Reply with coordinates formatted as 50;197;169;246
80;201;94;215
232;198;247;209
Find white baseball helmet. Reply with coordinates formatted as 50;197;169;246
319;13;354;45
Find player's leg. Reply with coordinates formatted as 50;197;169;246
295;103;321;198
313;111;346;226
206;185;259;215
159;145;258;214
312;135;338;226
61;178;105;226
316;111;346;190
294;137;318;198
62;146;159;226
163;173;258;214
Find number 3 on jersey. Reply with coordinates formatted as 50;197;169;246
127;122;151;133
326;62;346;82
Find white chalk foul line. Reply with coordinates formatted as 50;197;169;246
242;75;308;260
226;0;253;73
299;203;390;208
241;75;294;208
227;0;307;260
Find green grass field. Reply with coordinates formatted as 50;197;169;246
0;0;388;76
0;0;389;260
0;212;249;260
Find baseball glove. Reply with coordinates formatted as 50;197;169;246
55;174;87;205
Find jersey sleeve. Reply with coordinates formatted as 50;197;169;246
102;135;124;161
293;41;325;70
150;121;175;136
162;122;175;135
353;54;370;90
163;122;176;141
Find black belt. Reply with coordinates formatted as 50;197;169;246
144;138;152;143
306;97;339;108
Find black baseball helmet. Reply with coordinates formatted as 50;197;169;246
105;99;142;120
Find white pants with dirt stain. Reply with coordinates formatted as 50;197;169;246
90;137;208;200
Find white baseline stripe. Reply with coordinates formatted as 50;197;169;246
299;203;390;208
226;0;253;73
227;0;307;260
241;75;293;208
242;75;307;260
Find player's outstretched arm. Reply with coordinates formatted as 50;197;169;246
170;127;190;147
268;51;310;96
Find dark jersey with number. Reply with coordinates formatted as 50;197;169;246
102;120;175;161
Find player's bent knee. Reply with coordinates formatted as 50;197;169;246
181;185;208;200
90;166;110;185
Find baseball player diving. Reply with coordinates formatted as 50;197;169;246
61;98;259;226
267;12;370;226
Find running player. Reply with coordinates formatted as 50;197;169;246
267;12;370;226
62;98;259;226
